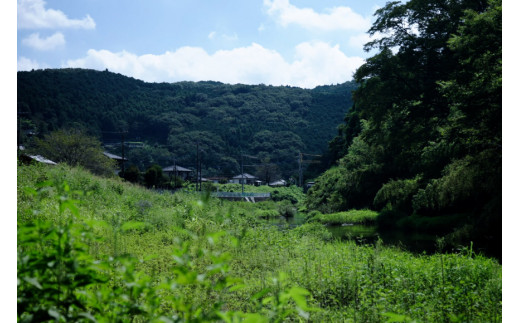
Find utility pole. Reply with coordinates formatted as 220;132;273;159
298;152;322;188
196;142;199;192
174;156;177;187
198;149;203;191
121;132;126;176
298;152;303;187
241;153;244;195
101;130;128;176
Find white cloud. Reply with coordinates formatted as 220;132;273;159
264;0;370;31
222;32;238;41
207;31;238;42
65;42;364;88
349;33;372;50
22;32;65;50
18;0;95;29
17;56;47;70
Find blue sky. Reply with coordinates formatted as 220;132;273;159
17;0;388;88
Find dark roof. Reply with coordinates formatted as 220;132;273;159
232;173;257;179
103;152;127;161
163;165;192;172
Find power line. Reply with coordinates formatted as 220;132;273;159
298;151;322;187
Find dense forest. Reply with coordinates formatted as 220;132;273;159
18;69;355;180
307;0;501;255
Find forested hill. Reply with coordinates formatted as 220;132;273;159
18;68;356;178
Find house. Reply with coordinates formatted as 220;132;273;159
304;181;316;193
269;179;287;187
206;177;228;184
19;154;57;166
229;173;258;185
103;152;128;175
103;152;127;167
162;165;193;181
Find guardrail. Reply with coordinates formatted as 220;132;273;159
211;192;271;198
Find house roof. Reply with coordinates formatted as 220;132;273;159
103;152;127;161
163;165;192;172
269;179;287;186
26;154;57;165
232;173;257;179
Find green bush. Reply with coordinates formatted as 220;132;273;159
292;223;333;241
309;209;379;225
277;200;297;217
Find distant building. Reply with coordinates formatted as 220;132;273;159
304;181;316;193
229;173;258;185
206;177;228;184
162;165;193;181
269;179;287;187
19;154;57;166
103;152;127;174
103;152;127;165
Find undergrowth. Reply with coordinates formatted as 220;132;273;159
18;163;502;322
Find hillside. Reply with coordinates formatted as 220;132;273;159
17;68;356;179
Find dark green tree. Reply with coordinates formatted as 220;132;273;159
31;128;116;176
123;164;141;183
307;0;501;252
144;164;165;188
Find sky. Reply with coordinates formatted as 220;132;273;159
16;0;389;88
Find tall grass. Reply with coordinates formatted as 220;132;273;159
18;163;502;322
307;209;379;225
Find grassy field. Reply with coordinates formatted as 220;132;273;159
17;163;502;322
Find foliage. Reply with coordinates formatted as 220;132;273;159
373;176;421;212
307;209;379;225
18;69;357;178
122;164;141;183
218;183;305;205
18;163;502;321
143;164;166;188
277;200;297;218
306;0;501;251
30;128;116;176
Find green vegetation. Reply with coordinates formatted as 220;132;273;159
27;128;116;176
217;183;305;205
17;0;502;319
307;209;379;225
306;0;502;255
18;70;356;179
18;163;501;321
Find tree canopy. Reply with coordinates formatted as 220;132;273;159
307;0;501;252
18;69;356;179
30;128;117;176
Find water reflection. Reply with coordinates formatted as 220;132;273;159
265;215;499;261
267;215;440;255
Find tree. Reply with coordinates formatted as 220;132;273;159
255;157;281;185
123;164;141;183
31;128;116;176
144;164;165;188
308;0;501;225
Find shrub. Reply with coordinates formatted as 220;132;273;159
292;223;333;241
278;200;297;217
